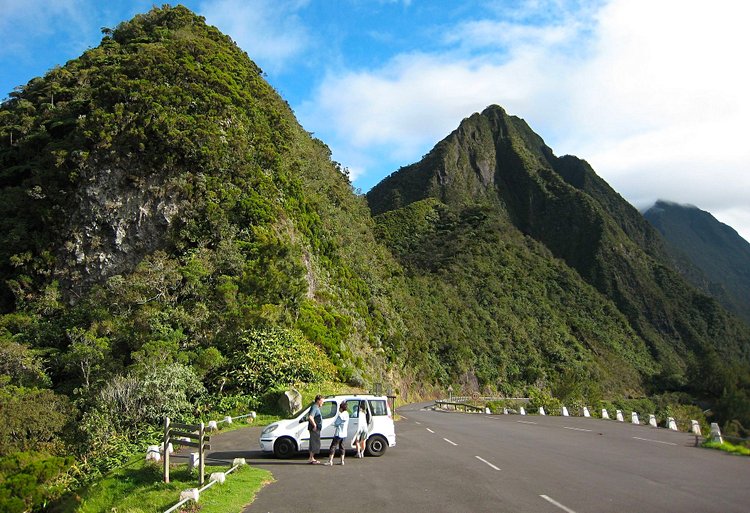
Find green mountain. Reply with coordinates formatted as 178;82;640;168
368;105;750;395
1;7;750;509
643;200;750;324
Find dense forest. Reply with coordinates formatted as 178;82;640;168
0;6;749;511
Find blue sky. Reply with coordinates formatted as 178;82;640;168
2;0;749;241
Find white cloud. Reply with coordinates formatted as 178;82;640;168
298;0;750;241
199;0;310;73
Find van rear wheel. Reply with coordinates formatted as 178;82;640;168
365;435;387;457
274;437;296;459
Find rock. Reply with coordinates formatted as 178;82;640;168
278;389;302;416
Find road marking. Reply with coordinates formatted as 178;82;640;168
563;426;592;432
517;420;537;425
540;495;578;513
426;428;435;433
443;438;458;446
414;421;421;424
474;456;501;471
401;415;408;420
633;436;677;446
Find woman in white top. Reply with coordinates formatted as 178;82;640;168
325;401;349;465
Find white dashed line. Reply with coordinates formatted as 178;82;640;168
474;455;501;471
400;415;408;420
633;436;677;446
414;421;421;425
563;426;592;432
426;428;435;433
540;495;578;513
443;438;458;446
517;420;537;425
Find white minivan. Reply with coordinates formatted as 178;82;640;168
259;394;396;458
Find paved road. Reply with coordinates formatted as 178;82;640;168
203;402;749;512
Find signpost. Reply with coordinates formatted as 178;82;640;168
163;417;211;485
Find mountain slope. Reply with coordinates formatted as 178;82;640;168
644;200;750;324
368;105;750;393
0;6;407;391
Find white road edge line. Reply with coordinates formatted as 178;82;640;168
443;438;458;446
475;455;501;471
517;420;537;425
633;436;677;446
426;428;435;433
563;426;592;432
540;494;578;513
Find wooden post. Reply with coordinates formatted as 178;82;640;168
198;421;205;486
163;417;170;483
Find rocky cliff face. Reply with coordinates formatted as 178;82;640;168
59;162;181;295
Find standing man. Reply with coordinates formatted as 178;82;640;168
307;394;324;464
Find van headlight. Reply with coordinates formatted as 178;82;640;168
261;425;278;436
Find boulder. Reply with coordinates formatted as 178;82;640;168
278;389;302;416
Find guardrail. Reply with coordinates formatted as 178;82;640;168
434;400;486;413
434;399;748;448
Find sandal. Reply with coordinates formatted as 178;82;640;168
309;460;321;465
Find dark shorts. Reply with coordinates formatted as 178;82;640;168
329;436;345;455
309;430;321;453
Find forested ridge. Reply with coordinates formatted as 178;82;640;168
1;6;749;511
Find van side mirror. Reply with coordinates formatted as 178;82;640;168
299;417;307;423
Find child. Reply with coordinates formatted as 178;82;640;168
325;401;349;465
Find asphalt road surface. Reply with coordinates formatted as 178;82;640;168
203;402;749;512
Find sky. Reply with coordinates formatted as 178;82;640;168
1;0;749;242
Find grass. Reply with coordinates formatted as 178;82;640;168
70;457;272;513
702;440;750;456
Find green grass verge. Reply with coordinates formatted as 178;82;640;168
71;457;272;513
702;440;750;456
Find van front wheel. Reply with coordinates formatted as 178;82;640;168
366;435;387;457
274;437;296;459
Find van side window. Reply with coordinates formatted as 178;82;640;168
368;399;387;416
320;401;337;419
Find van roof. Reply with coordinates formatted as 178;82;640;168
324;394;388;399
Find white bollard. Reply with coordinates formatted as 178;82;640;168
188;452;199;471
503;407;509;415
485;407;491;414
232;458;247;466
631;412;639;424
520;407;526;416
224;415;233;424
667;417;678;431
146;445;161;462
648;414;657;428
208;420;218;431
710;423;723;443
180;488;200;502
162;442;174;454
602;409;610;419
616;410;624;422
539;406;546;416
250;411;257;421
210;472;226;484
583;407;591;418
691;420;702;436
562;406;569;417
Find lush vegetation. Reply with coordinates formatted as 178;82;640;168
68;458;271;513
368;105;750;436
0;6;749;511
